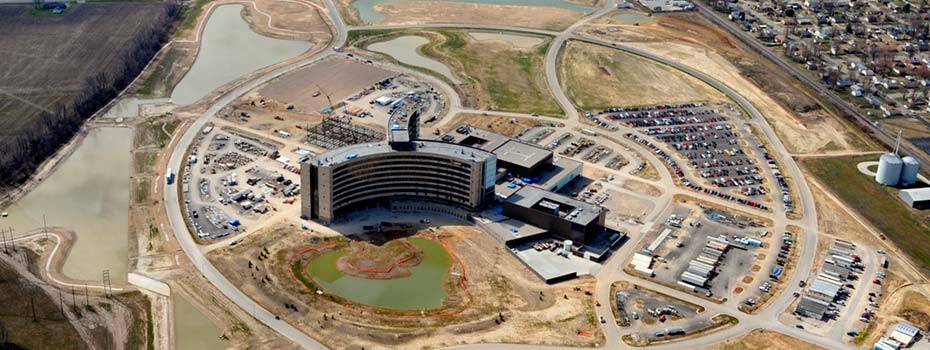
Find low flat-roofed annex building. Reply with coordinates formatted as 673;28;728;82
301;139;497;225
441;125;553;175
899;187;930;209
502;185;607;243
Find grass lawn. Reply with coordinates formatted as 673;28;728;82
136;46;182;96
135;119;178;148
562;41;728;110
178;0;211;36
802;155;930;272
421;31;563;116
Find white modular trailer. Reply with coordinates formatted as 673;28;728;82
680;271;708;287
696;255;719;266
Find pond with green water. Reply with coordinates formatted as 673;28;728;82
307;237;452;310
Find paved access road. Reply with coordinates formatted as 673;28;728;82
160;0;872;348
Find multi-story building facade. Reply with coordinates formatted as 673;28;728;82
301;140;497;224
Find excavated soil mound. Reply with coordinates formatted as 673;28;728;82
337;240;424;280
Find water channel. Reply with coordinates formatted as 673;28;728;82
352;0;594;23
174;294;226;350
307;237;452;310
101;97;171;120
1;127;131;283
170;4;310;106
367;36;462;84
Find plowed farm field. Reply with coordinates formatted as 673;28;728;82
0;2;167;142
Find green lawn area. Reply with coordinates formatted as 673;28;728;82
803;155;930;272
136;46;181;96
178;0;210;36
421;31;563;116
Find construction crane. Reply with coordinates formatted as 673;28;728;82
314;84;334;114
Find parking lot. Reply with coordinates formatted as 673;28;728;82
791;239;872;330
598;103;768;193
633;204;768;302
180;126;302;240
613;283;719;342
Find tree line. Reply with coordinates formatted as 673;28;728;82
0;3;180;190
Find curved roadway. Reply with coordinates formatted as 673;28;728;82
162;1;853;349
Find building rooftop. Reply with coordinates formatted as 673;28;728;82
307;140;495;168
900;187;930;202
507;185;605;226
809;277;842;298
537;156;583;191
442;125;509;153
797;295;831;315
441;125;552;171
494;139;552;171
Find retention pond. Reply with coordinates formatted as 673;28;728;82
367;36;462;84
170;4;310;106
174;294;226;350
2;127;131;283
307;237;452;310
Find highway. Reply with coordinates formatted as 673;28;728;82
157;0;870;348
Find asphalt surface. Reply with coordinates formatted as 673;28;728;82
692;0;930;170
159;0;871;348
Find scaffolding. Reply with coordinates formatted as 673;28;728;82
306;117;384;149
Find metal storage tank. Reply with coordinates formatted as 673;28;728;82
875;153;903;186
901;156;920;186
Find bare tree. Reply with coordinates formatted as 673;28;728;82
0;3;180;189
0;320;8;346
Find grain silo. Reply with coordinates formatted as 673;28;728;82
875;152;903;186
900;156;920;186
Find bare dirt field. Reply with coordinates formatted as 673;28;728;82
241;0;333;41
218;95;327;146
373;2;582;31
0;2;167;141
434;113;563;137
561;41;728;110
207;223;604;349
258;57;395;113
622;179;663;197
579;13;878;154
703;328;824;350
345;0;585;30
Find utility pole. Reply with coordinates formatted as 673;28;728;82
43;214;48;240
84;284;89;307
102;270;112;298
58;289;65;317
71;286;77;307
2;227;8;254
30;285;38;323
9;227;15;253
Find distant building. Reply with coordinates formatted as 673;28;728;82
300;140;497;224
899;188;930;209
795;295;832;319
503;185;606;243
889;322;920;346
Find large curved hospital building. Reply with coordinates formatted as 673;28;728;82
301;138;497;224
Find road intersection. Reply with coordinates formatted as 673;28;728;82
160;1;871;349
